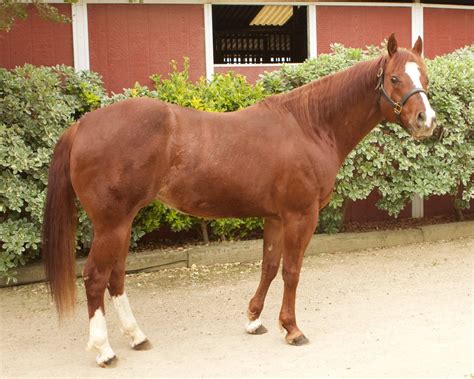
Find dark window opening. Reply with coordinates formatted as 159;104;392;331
213;5;308;65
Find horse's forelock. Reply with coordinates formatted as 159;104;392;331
389;49;427;75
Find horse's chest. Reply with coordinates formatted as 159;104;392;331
310;145;341;203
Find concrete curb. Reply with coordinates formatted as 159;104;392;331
1;221;472;288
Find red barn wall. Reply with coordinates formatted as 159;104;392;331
0;5;73;69
424;195;455;218
423;8;474;58
88;4;205;93
316;6;411;53
344;192;411;224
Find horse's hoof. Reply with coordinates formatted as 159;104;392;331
246;318;267;335
132;338;153;351
287;334;310;346
98;355;117;368
249;324;268;335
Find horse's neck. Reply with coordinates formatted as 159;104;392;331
275;57;385;163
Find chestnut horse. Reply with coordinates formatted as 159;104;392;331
42;35;436;366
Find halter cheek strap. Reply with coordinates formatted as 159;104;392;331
375;67;427;124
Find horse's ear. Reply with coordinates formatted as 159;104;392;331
413;36;423;56
387;33;398;57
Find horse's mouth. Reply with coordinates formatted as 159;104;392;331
412;133;432;141
409;123;437;141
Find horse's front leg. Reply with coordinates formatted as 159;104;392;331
279;209;319;345
246;216;283;334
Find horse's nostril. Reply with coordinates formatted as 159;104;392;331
417;111;427;126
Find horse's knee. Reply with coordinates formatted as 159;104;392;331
262;260;280;280
281;267;300;288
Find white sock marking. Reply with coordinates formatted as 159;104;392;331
405;62;436;127
87;308;115;365
112;293;147;347
246;317;263;334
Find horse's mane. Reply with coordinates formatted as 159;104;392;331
262;55;387;127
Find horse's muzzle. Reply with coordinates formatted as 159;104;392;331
410;112;437;140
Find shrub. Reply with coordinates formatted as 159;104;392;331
0;65;104;279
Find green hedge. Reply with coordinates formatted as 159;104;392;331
0;65;104;277
1;46;473;279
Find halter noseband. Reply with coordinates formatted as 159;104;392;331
375;67;427;124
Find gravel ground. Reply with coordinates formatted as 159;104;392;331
0;237;473;377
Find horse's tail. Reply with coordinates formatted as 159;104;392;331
42;123;79;318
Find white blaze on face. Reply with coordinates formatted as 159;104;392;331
112;293;147;348
405;62;436;127
87;308;115;365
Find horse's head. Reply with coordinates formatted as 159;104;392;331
377;34;436;140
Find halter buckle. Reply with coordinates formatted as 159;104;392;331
375;67;384;90
393;103;403;115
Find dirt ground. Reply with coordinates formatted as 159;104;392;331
1;237;473;378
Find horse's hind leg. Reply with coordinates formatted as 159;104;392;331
83;222;133;366
246;217;283;334
107;225;150;350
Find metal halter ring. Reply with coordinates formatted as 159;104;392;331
393;103;403;115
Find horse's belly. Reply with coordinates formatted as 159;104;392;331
155;182;274;219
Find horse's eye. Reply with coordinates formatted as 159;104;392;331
391;76;399;84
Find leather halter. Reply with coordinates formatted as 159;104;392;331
375;67;427;124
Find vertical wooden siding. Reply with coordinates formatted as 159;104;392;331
0;5;73;69
316;6;411;54
344;191;411;223
424;8;474;58
88;4;205;93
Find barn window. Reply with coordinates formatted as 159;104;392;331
212;5;308;64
